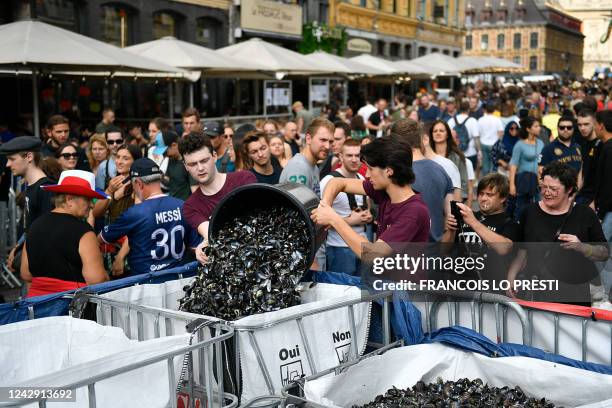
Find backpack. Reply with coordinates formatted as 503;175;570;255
453;114;471;152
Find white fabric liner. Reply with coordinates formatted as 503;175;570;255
304;343;612;408
0;316;191;408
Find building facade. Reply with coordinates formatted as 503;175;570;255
327;0;466;59
461;0;584;76
556;0;611;77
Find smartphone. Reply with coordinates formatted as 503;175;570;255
450;200;463;226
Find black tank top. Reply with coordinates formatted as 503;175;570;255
26;212;94;283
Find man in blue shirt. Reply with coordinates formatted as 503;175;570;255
417;94;441;124
539;116;583;177
99;158;201;275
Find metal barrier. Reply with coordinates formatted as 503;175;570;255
421;291;532;346
68;289;394;406
521;304;612;365
0;318;237;408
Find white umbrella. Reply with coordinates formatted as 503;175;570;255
409;53;471;76
217;38;331;76
125;36;261;72
392;60;430;76
457;56;522;73
0;20;186;137
303;51;386;76
349;54;402;75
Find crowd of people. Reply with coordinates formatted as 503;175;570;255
1;76;611;307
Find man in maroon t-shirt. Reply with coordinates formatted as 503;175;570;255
179;132;256;263
311;137;430;259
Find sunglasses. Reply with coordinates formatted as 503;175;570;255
59;153;78;159
559;125;573;130
107;139;124;145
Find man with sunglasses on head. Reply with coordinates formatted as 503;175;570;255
95;126;124;190
539;116;583;182
42;114;90;171
179;132;255;263
203;121;235;173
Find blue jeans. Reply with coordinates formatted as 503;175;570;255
326;246;360;276
481;144;494;176
601;212;612;297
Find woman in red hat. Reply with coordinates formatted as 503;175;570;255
20;170;109;297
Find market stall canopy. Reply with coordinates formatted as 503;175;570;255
392;60;431;76
408;53;472;76
303;51;387;76
457;56;523;73
125;36;267;73
0;20;186;76
0;20;187;137
349;54;402;75
217;38;331;75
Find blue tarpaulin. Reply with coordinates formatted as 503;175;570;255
0;262;198;325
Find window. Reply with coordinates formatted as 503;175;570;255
453;51;460;57
481;34;489;50
530;32;538;48
390;43;400;58
404;44;412;58
442;49;450;55
465;34;473;50
497;33;505;49
431;47;439;53
529;56;538;70
513;32;521;49
417;0;426;20
101;5;131;47
513;56;521;65
196;17;222;48
433;0;447;24
319;1;329;22
153;12;177;39
418;46;427;56
378;40;387;56
29;0;77;30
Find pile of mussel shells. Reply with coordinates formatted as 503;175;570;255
179;206;309;320
353;378;559;408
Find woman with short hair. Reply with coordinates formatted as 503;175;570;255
21;170;108;297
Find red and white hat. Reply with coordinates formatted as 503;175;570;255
41;170;109;200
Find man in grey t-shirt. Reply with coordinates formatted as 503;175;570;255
280;118;333;197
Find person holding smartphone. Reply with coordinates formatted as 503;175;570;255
442;173;517;283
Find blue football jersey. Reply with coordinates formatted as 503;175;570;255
101;195;202;275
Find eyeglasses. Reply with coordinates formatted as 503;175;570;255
559;126;573;131
107;139;124;145
59;153;78;159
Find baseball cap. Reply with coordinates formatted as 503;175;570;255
129;158;162;179
203;121;222;137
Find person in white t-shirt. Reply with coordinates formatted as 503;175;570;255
477;102;504;176
448;100;480;173
320;139;372;275
357;97;377;124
